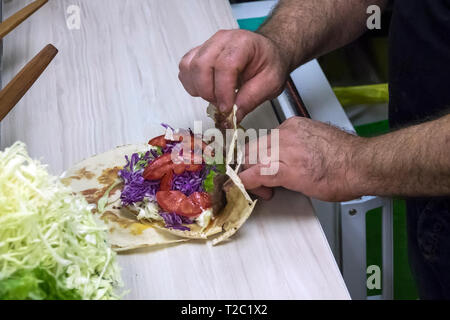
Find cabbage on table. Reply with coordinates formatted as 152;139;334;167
0;142;122;300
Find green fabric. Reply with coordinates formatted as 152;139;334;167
237;17;267;32
355;120;390;138
333;84;389;107
355;122;418;300
393;199;419;300
366;207;383;297
364;201;418;299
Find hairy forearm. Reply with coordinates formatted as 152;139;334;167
351;115;450;197
258;0;387;70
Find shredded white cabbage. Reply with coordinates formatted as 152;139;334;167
195;208;213;230
0;142;123;300
135;201;163;222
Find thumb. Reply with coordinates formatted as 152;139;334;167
248;187;274;201
235;70;284;122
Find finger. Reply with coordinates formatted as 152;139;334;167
190;42;224;103
179;46;201;96
243;133;273;169
239;163;280;190
243;138;259;170
235;70;284;122
248;186;274;200
214;46;249;113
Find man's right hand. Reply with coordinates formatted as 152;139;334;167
178;29;291;122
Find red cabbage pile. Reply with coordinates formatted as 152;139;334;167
118;126;221;232
159;212;194;231
117;148;199;231
162;141;179;154
118;151;159;206
172;165;208;195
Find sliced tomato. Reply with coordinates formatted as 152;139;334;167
178;197;202;216
149;134;186;148
156;191;211;217
144;151;203;180
145;163;172;180
172;163;186;175
143;153;172;180
150;133;208;150
187;135;208;151
156;191;186;213
159;170;173;191
186;164;203;172
182;152;203;172
144;136;206;185
189;192;211;211
148;135;167;148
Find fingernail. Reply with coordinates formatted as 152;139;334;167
219;104;227;113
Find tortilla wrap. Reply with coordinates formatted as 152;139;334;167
62;144;186;252
63;106;256;250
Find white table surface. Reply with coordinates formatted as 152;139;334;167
0;0;349;299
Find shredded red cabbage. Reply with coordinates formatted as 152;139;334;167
118;152;159;206
150;149;159;158
161;123;174;131
119;126;216;232
159;212;194;231
160;123;180;154
162;142;179;154
172;165;208;195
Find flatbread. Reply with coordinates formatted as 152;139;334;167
62;144;187;251
63;107;256;250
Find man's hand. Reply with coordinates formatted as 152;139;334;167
178;29;290;122
178;0;386;122
240;114;450;202
240;117;362;202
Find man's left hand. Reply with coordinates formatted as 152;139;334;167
240;117;363;202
